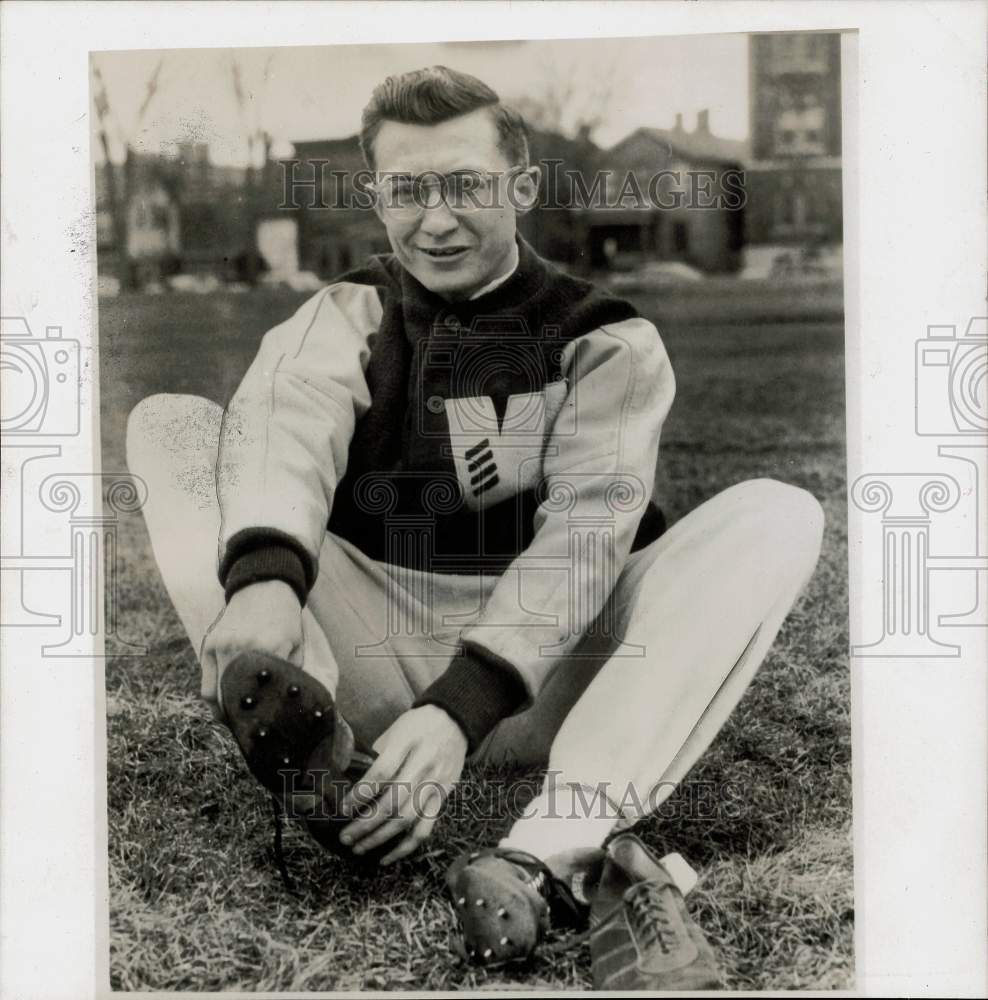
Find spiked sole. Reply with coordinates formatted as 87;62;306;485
220;651;387;864
445;852;552;965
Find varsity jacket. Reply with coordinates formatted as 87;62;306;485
216;238;676;751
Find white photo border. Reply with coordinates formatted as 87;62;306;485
1;2;985;997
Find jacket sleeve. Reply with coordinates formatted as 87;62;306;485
415;317;675;749
216;282;382;603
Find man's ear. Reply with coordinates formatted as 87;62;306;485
370;188;387;226
511;165;542;215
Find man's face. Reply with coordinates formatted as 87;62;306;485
371;109;536;301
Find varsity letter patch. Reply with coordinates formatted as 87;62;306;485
444;381;568;510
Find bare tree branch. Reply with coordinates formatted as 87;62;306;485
134;56;165;135
508;59;616;142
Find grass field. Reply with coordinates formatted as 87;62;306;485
101;285;851;991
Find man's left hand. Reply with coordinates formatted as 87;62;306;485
339;704;468;865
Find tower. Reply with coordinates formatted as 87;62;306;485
746;33;843;246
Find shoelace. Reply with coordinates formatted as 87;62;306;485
478;848;552;898
266;743;374;897
527;868;548;896
495;849;589;926
459;848;585;927
626;881;678;954
270;795;299;897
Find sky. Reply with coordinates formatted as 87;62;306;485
92;34;750;166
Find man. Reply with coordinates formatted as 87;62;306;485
127;66;824;990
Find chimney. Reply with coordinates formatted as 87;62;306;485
674;113;684;132
696;109;710;134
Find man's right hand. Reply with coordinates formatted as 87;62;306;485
201;579;303;717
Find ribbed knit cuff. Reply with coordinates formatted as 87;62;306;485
414;645;527;753
219;529;314;606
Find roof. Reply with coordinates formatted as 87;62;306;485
289;135;364;163
608;126;749;167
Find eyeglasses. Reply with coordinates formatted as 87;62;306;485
367;166;530;221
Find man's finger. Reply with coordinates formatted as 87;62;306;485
376;785;442;864
341;771;416;844
350;812;414;855
285;636;304;667
380;814;437;866
199;633;227;720
341;744;409;813
341;768;394;816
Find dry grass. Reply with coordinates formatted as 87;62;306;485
102;286;851;991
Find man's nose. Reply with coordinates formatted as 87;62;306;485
418;199;460;237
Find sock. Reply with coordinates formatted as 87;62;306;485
499;781;621;881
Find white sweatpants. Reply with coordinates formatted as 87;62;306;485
127;393;824;839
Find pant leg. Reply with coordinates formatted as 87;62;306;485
125;393;229;662
305;533;490;745
549;478;824;818
496;478;823;846
125;393;410;739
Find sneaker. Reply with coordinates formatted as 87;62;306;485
446;846;596;965
589;833;722;991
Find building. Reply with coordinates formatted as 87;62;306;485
282;137;390;279
95;144;279;285
171;142;252;277
97;114;752;285
286;117;748;280
124;177;180;269
582;113;748;274
96;156;182;286
285;131;599;278
745;32;842;246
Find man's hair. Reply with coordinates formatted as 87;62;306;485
360;65;530;170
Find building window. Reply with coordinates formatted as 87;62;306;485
770;32;830;74
774;189;807;229
775;104;826;156
776;191;794;227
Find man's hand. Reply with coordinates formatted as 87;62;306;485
339;704;468;865
201;580;303;715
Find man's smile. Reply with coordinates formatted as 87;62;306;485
418;245;472;262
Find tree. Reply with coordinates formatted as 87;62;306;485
91;57;166;290
508;58;617;145
229;52;277;279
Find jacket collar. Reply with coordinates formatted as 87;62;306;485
399;236;551;341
